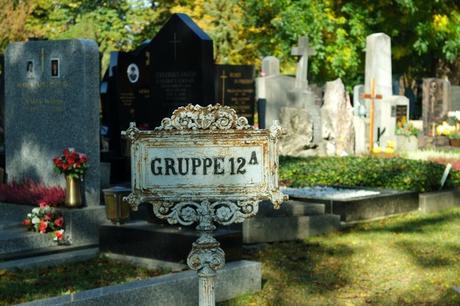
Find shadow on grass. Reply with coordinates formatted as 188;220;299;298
221;240;356;306
395;240;460;268
358;212;460;234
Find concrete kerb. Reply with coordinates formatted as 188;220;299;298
18;260;261;306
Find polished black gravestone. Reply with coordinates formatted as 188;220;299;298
100;222;242;263
215;64;255;125
101;14;215;183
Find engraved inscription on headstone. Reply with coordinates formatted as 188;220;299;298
215;65;255;125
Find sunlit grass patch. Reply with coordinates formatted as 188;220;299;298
221;207;460;306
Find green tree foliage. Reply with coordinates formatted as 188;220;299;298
0;0;459;86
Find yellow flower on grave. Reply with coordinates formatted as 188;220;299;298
372;146;382;154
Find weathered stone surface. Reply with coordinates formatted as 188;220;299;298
422;78;451;135
5;39;100;205
396;135;418;153
321;78;354;155
419;189;460;213
243;214;340;243
261;56;279;77
365;33;392;99
19;260;261;306
278;107;315;156
451;85;460;111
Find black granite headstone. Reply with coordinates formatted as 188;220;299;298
101;14;215;182
215;64;255;125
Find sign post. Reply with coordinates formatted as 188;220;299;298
123;104;287;306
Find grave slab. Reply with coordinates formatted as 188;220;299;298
99;222;242;263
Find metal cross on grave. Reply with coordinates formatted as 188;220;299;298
291;36;316;89
169;32;181;61
361;78;383;153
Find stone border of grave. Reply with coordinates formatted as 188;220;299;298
0;202;105;258
18;260;261;306
285;187;460;224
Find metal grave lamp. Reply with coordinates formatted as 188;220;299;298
122;104;287;306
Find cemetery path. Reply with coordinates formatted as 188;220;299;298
221;207;460;306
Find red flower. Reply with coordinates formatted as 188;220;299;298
39;201;47;208
79;153;88;163
43;213;52;221
55;230;64;241
39;220;48;233
23;219;31;226
54;217;64;228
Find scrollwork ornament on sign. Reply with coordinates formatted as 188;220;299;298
155;104;252;131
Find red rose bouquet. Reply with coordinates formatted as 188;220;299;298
53;148;88;178
23;202;65;240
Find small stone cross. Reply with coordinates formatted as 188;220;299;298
169;32;181;61
291;36;316;89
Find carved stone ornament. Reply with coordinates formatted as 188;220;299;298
156;104;252;131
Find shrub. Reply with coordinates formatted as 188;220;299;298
279;156;460;192
0;180;65;206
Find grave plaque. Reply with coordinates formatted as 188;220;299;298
124;104;287;306
215;65;255;125
422;78;451;135
395;104;408;126
5;39;100;205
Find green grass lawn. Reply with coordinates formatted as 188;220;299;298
221;207;460;306
0;257;168;305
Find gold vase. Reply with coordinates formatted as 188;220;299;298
65;175;82;208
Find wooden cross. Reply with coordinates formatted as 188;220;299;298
361;79;383;153
291;36;316;88
169;33;181;61
220;71;228;105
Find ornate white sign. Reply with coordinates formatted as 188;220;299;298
122;104;287;306
124;104;286;209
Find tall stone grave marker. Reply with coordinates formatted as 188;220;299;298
5;39;100;205
257;36;321;156
322;79;355;155
363;33;409;147
215;64;255;124
422;78;451;135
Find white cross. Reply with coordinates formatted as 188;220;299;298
291;36;316;88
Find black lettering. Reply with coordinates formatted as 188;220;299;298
151;158;162;175
192;158;202;175
177;158;190;175
214;157;225;175
229;157;236;175
203;158;212;175
248;151;258;165
164;158;177;175
237;157;247;174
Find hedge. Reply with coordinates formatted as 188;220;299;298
279;156;460;192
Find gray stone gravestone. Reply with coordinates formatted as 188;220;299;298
5;39;100;206
321;79;354;156
256;37;321;156
451;85;460;111
422;78;451;136
363;33;409;147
